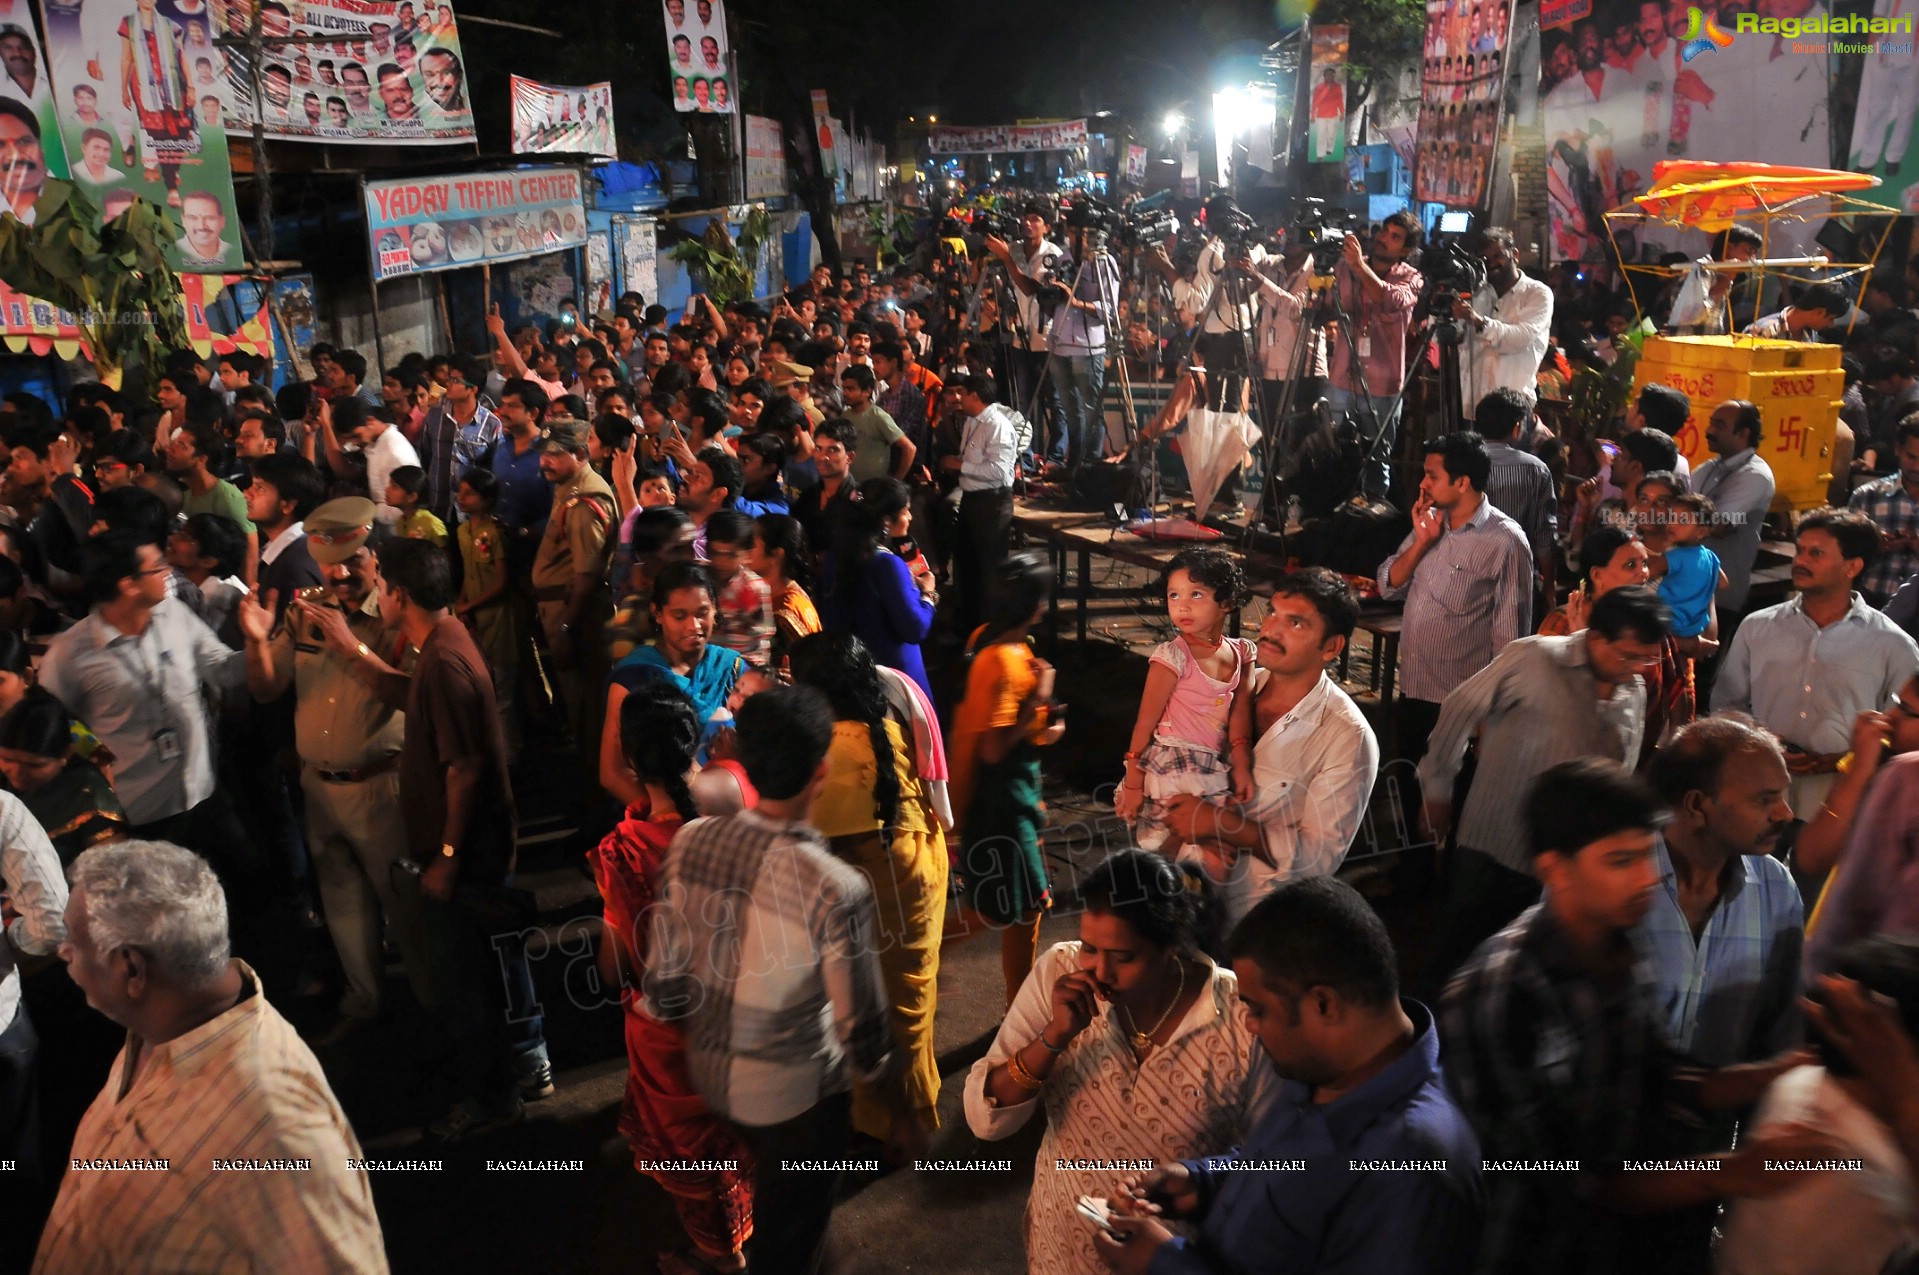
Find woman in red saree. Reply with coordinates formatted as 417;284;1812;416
590;680;752;1274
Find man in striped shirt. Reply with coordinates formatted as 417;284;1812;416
1378;431;1534;763
36;840;386;1273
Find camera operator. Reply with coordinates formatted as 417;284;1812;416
1050;219;1123;473
1327;210;1423;501
1252;235;1326;447
1453;227;1553;426
983;203;1067;469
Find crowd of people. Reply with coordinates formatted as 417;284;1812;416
1;190;1919;1275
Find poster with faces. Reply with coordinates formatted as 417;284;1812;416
1414;0;1512;208
663;0;732;114
208;0;475;144
509;75;614;159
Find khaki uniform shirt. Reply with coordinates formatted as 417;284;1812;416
269;592;407;771
531;465;615;628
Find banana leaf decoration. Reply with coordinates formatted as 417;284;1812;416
666;206;774;309
0;178;191;383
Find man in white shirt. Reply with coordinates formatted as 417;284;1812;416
1454;227;1553;424
0;787;65;1187
982;204;1065;467
321;396;421;527
942;374;1021;633
1159;568;1379;927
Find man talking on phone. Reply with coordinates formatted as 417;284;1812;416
1451;227;1552;427
1092;878;1482;1275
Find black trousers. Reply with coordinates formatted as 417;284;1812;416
739;1091;853;1275
956;487;1014;636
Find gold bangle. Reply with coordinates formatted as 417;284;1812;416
1006;1049;1045;1091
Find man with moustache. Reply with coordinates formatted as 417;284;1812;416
340;62;372;114
1640;718;1804;1070
420;47;464;112
0;99;44;223
0;24;44;108
376;63;417;121
1714;507;1919;819
1156;568;1380;929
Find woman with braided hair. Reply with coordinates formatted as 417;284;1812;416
788;631;947;1145
589;679;754;1275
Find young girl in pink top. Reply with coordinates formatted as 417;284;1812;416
1114;548;1255;875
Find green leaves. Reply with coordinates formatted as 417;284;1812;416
667;207;774;308
0;178;191;381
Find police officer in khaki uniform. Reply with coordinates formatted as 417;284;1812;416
237;497;429;1034
531;418;616;797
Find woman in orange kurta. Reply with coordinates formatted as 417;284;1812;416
589;680;752;1272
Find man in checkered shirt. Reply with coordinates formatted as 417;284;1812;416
1848;415;1919;607
644;684;919;1273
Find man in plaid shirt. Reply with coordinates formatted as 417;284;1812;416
644;686;920;1272
1848;416;1919;606
1440;759;1839;1275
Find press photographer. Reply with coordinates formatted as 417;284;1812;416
1050;198;1124;473
1326;209;1423;501
983;202;1067;467
1150;196;1267;388
1451;226;1553;425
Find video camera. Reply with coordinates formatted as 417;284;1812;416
1417;210;1487;347
1061;194;1120;236
1120;206;1179;248
1287;197;1358;275
970;206;1020;242
1203;194;1261;256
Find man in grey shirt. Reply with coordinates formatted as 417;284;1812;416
1416;586;1669;994
1378;431;1534;762
1691;399;1777;614
1714;507;1919;819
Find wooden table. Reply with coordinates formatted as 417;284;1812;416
1027;516;1290;644
1339;603;1405;749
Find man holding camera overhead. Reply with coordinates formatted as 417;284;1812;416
983;203;1067;469
1452;226;1554;426
1327;210;1424;502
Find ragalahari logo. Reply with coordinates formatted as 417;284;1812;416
1681;7;1737;59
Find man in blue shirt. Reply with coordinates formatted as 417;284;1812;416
1640;717;1803;1068
1095;877;1484;1275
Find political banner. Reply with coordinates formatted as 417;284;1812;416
926;119;1088;154
38;0;245;269
810;87;835;180
616;214;654;304
1415;0;1514;207
510;76;613;158
1540;0;1832;264
0;0;66;224
364;165;585;281
1125;143;1147;184
1844;0;1919;210
1308;26;1349;164
663;0;730;113
209;0;476;144
744;111;784;199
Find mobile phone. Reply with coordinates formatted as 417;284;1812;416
1075;1196;1121;1239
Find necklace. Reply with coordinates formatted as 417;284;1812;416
1123;958;1187;1053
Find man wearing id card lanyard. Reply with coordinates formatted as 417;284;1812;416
39;531;297;995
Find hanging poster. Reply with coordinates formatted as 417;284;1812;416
810;87;836;182
1415;0;1514;207
1308;25;1349;164
0;0;65;224
1845;0;1919;210
743;111;784;199
38;0;245;269
1540;0;1832;264
510;76;613;158
615;214;654;303
364;165;585;281
583;227;611;312
663;0;730;114
208;0;475;144
1124;143;1147;184
925;119;1089;154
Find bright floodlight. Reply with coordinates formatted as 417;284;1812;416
1162;111;1184;138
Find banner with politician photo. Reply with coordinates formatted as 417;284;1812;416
662;0;731;114
1308;25;1348;164
208;0;475;144
1844;0;1919;211
1415;0;1513;206
1539;0;1832;264
37;0;244;270
510;76;613;158
0;0;68;226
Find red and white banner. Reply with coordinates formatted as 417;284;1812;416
363;166;586;280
